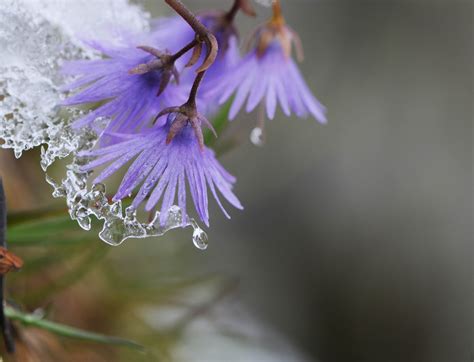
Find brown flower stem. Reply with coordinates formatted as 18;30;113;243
226;0;256;22
225;0;241;22
0;180;5;250
170;39;198;62
165;0;218;106
271;0;285;26
165;0;210;38
187;71;206;107
0;180;14;354
273;0;282;17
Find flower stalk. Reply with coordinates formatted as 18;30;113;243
0;179;14;353
157;0;221;149
225;0;256;22
165;0;218;73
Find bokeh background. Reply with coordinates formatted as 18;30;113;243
0;1;471;361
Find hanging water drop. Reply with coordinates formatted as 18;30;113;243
250;127;265;147
192;227;209;250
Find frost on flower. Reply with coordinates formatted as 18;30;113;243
0;0;213;247
0;0;149;157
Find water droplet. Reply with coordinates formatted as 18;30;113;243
125;206;136;219
255;0;275;8
92;183;106;193
77;214;91;231
192;227;208;250
250;127;265;147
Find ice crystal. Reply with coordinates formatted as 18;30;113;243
0;0;207;248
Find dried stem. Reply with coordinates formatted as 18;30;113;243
165;0;217;109
0;179;14;354
225;0;241;23
161;0;223;149
165;0;209;38
170;39;198;62
271;0;286;26
272;0;282;19
226;0;256;21
0;180;5;250
187;71;205;107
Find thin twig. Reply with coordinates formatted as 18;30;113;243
187;71;206;106
170;39;198;62
165;0;209;37
225;0;256;22
0;179;15;353
165;0;218;73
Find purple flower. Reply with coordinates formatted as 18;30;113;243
62;13;241;134
197;13;241;94
150;14;241;98
62;39;188;133
80;114;243;227
208;23;327;124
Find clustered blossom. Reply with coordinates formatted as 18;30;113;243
62;40;188;133
62;0;327;229
80;113;242;227
207;1;327;125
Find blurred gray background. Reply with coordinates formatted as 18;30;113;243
132;1;472;361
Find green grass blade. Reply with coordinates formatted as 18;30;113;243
8;214;94;246
5;306;145;351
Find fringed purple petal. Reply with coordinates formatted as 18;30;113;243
288;59;327;123
204;155;242;210
246;67;268;113
274;76;291;116
80;151;124;172
177;170;188;225
204;169;230;219
209;43;326;124
81;137;140;157
145;165;172;212
187;159;205;225
229;74;254;120
93;147;143;184
132;156;167;208
113;146;158;200
81;124;241;226
159;164;179;226
195;160;209;226
265;78;278;120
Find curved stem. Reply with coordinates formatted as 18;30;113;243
271;0;285;25
166;0;218;101
171;39;198;62
165;0;209;37
272;0;282;17
0;180;14;354
225;0;240;22
187;71;206;106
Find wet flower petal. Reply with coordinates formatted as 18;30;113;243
81;118;243;227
